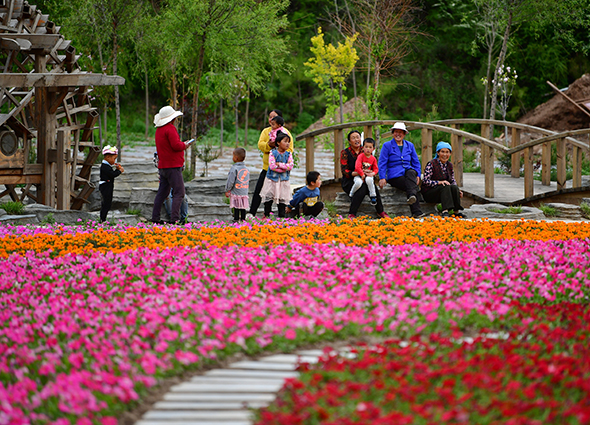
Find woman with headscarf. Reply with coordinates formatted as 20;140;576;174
421;141;466;218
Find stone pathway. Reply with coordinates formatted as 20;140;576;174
134;349;357;425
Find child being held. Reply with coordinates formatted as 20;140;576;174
350;138;379;205
225;147;250;222
259;131;293;218
287;171;324;218
268;115;286;147
99;145;124;222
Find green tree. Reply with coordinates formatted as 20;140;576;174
304;28;359;123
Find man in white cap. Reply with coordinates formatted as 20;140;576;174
378;122;425;218
151;105;192;224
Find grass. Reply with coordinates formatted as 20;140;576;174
581;202;590;219
324;201;338;218
538;203;558;217
490;206;523;214
127;209;142;216
0;201;25;215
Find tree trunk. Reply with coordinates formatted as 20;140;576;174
298;80;303;115
220;98;224;153
98;110;103;148
171;74;177;109
113;31;121;161
489;11;512;139
235;94;239;148
339;82;344;123
245;88;249;145
190;39;207;178
103;108;107;142
145;70;149;141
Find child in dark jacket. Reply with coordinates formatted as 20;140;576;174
99;145;124;222
287;171;324;218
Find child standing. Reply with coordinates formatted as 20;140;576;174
260;131;293;218
350;138;379;205
225;147;250;222
99;145;124;222
287;171;324;218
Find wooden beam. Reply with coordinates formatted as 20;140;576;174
421;128;432;172
56;130;71;209
484;147;494;198
572;146;582;188
556;138;566;190
334;129;343;179
48;88;71;114
480;124;489;175
363;125;373;140
305;136;314;176
0;175;42;185
524;147;534;198
450;124;463;187
511;127;521;178
547;80;590;120
0;73;125;87
0;33;63;52
541;142;551;186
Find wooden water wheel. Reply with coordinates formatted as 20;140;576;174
0;0;123;210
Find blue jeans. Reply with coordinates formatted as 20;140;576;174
165;189;188;222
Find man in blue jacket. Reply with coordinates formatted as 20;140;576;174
378;122;425;218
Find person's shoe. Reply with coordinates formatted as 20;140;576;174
412;212;427;218
407;195;417;205
441;211;450;218
245;213;254;220
370;196;377;205
348;214;356;219
378;211;389;219
150;219;164;225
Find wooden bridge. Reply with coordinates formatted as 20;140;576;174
296;119;590;205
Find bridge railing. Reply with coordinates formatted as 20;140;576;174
296;119;590;200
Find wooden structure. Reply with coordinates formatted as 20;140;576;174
0;1;124;209
297;119;590;202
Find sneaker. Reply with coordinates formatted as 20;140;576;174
407;195;417;205
412;212;427;218
378;211;389;219
370;196;377;205
441;211;450;218
348;214;356;219
245;213;254;220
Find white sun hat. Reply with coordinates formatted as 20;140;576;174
391;122;409;133
154;105;183;127
102;145;118;155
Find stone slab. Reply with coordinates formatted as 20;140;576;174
136;422;250;425
228;361;297;371
188;376;285;385
204;369;298;379
170;383;282;393
163;393;275;402
153;401;268;410
465;203;545;220
0;214;39;224
143;410;252;420
258;354;319;364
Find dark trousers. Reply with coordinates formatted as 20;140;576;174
99;183;114;222
291;202;325;218
152;167;185;223
264;201;286;218
233;208;246;221
387;169;422;215
343;179;384;216
422;184;463;212
249;169;267;216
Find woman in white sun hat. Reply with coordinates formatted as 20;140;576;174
378;122;426;218
151;105;192;224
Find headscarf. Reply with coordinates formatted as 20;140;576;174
435;141;452;158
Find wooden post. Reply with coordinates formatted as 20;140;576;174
56;129;71;210
572;146;582;188
556;138;566;190
363;125;373;140
524;147;533;198
35;86;57;207
480;124;489;174
541;142;551;186
511;127;521;178
334;129;343;179
305;136;315;176
421;128;432;172
484;146;494;198
451;124;463;187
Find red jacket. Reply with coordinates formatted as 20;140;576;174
354;152;378;178
155;122;186;168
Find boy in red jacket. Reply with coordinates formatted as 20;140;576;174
350;138;379;205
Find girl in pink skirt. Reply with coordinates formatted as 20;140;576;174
225;147;250;222
259;131;294;218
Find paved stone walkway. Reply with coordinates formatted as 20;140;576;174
134;350;343;425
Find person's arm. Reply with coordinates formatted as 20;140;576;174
378;143;389;181
258;128;271;153
340;149;352;179
355;154;365;178
367;156;378;176
283;152;294;171
268;151;281;171
289;188;307;207
168;126;188;151
422;161;437;187
450;164;457;186
225;166;237;192
103;164;121;180
409;143;422;176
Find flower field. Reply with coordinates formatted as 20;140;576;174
1;218;590;424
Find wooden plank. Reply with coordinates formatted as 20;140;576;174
56;130;70;209
524;147;533;198
77;146;99;182
48;87;70;114
0;73;125;87
81;109;99;141
0;174;42;184
480;124;489;175
547;80;590;119
305;136;314;176
541;142;551;186
363;125;373;140
333;129;343;179
0;33;63;51
572;146;582;188
421;128;432;172
484;147;494;198
56;104;95;120
556;138;566;190
0;89;33;127
450;124;463;187
511;127;521;178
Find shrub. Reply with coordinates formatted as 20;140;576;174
581;202;590;219
490;206;522;214
538;203;558;217
0;201;25;215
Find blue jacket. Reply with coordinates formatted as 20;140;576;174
378;139;421;180
290;186;320;207
266;150;293;182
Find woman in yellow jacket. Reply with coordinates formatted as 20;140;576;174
248;109;294;217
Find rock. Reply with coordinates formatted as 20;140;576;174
334;185;437;218
544;203;583;220
0;209;6;218
23;204;95;225
0;214;39;225
465;203;545;220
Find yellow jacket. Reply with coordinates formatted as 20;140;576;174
258;127;294;170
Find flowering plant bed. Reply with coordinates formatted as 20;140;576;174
1;219;589;423
256;303;590;424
